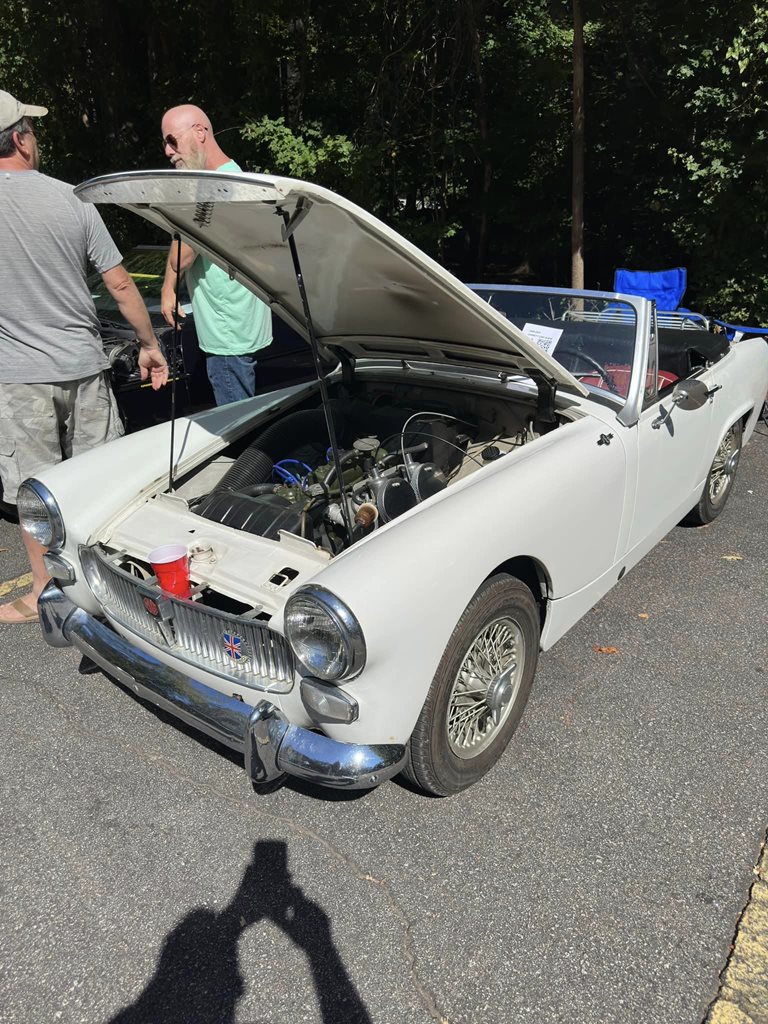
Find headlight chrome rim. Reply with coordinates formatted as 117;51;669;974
17;479;66;551
79;544;107;601
285;585;366;682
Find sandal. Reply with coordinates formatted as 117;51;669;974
0;597;39;624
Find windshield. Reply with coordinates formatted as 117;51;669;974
89;247;190;318
470;287;638;402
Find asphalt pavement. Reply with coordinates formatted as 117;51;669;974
1;423;767;1024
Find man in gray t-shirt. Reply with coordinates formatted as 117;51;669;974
0;90;169;624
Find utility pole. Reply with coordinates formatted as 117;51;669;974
571;0;585;289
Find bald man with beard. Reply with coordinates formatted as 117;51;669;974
159;105;272;406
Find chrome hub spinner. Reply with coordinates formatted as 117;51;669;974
486;668;516;725
446;616;525;759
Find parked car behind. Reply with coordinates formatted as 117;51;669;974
91;245;318;432
22;170;768;799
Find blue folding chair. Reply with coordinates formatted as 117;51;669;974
614;267;768;338
613;267;688;312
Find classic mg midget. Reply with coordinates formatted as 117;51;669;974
21;171;768;796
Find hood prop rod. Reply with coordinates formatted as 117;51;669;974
167;233;183;493
280;205;354;546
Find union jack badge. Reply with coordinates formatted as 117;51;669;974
223;631;249;664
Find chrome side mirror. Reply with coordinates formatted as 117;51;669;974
652;378;710;429
670;378;709;410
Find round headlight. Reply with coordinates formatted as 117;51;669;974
284;586;366;682
17;480;66;550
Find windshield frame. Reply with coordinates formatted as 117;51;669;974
466;283;652;427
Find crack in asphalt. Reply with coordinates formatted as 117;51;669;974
701;826;768;1024
2;669;452;1024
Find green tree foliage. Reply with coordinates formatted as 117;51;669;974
580;0;768;315
3;0;768;320
661;3;768;317
241;116;355;186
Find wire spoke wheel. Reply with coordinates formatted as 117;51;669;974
404;575;539;796
446;616;524;758
708;424;740;506
684;417;743;526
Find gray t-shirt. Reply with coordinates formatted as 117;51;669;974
0;171;122;383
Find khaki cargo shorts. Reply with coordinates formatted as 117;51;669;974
0;373;124;505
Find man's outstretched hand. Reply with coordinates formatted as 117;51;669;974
139;343;170;390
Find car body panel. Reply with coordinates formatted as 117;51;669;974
268;412;630;744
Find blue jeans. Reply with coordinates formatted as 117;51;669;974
205;353;257;406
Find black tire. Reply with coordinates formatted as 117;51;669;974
683;418;743;526
402;574;539;796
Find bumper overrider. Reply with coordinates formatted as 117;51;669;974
38;582;406;791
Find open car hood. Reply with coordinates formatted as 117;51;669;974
75;170;586;395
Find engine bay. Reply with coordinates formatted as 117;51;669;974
185;383;552;556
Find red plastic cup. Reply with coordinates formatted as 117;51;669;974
148;544;191;599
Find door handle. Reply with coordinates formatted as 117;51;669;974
706;384;722;398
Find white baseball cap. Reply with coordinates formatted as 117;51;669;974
0;89;48;132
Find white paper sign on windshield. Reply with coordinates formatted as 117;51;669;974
522;322;563;355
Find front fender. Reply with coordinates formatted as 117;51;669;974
296;414;628;746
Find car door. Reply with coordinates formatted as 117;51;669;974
626;319;718;553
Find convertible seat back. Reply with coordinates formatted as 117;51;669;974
658;328;729;381
577;364;679;398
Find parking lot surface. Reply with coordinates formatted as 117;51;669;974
1;423;767;1024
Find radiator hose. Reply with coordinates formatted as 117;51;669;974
214;409;332;493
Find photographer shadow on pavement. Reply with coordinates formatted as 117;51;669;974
109;839;373;1024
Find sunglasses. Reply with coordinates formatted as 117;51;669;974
162;123;207;151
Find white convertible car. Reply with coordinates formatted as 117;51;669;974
23;171;768;796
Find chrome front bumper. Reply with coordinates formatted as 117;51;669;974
38;582;406;791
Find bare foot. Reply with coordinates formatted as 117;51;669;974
0;593;39;623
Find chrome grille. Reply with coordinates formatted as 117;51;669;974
82;545;295;693
171;599;294;683
93;559;167;644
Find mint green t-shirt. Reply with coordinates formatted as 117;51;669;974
186;160;272;356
